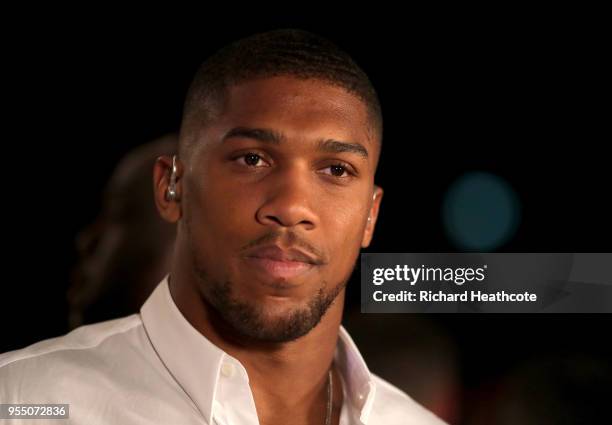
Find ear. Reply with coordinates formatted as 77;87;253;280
361;185;384;248
153;155;183;223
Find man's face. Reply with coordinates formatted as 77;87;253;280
176;75;382;343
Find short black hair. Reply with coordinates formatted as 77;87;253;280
179;28;383;160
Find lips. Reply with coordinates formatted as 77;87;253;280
244;245;320;280
246;245;319;264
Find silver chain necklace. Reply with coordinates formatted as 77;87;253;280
325;368;333;425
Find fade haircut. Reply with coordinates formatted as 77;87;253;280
178;28;383;160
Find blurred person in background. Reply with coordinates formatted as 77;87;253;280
67;133;178;328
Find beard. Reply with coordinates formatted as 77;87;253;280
191;261;349;343
182;208;355;343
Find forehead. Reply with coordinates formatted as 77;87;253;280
208;75;375;149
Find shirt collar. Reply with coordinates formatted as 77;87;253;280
140;274;376;425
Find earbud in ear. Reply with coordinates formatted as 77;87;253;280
165;155;178;202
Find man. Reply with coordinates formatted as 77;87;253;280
0;29;446;425
67;134;177;329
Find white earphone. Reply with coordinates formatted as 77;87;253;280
165;155;178;202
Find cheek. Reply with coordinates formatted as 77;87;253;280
323;200;367;237
185;168;260;248
322;207;366;271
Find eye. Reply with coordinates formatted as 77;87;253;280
235;152;269;168
320;163;353;178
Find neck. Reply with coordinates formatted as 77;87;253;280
168;264;345;424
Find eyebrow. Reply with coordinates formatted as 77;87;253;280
222;126;369;159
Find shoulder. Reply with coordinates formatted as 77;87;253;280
369;372;448;425
0;315;147;400
0;314;143;368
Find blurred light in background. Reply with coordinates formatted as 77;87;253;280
442;172;521;251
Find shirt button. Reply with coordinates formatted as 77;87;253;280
356;383;369;403
221;362;235;378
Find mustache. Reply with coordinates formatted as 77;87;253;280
242;230;327;265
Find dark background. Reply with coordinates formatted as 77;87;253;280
3;12;610;424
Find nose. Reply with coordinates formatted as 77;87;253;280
255;164;318;230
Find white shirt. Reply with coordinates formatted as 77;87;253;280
0;275;446;425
